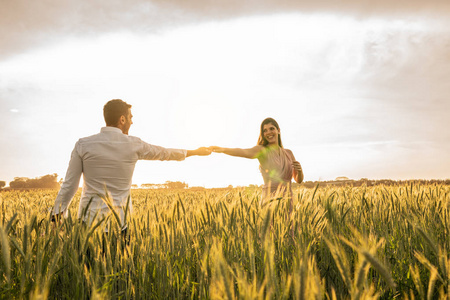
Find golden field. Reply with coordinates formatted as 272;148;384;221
0;184;449;299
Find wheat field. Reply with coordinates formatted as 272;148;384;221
0;183;449;299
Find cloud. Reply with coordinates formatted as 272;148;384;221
0;1;178;59
1;0;450;60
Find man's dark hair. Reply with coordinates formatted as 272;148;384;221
103;99;132;126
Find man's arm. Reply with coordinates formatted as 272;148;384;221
52;143;83;218
138;139;211;160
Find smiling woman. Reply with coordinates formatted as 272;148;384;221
210;117;303;210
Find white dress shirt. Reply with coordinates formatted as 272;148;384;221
53;127;187;228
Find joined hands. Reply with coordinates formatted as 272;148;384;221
196;147;212;156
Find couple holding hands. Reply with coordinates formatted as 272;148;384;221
52;99;303;227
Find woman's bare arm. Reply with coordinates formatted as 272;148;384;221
210;145;263;159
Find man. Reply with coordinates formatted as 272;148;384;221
52;99;210;229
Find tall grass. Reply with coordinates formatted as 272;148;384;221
0;183;449;299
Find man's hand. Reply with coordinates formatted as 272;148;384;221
51;212;64;229
186;147;212;157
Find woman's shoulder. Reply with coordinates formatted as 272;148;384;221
253;145;268;159
283;148;295;159
284;148;293;154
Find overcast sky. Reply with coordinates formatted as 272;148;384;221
1;0;449;188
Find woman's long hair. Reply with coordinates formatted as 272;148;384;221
257;118;283;147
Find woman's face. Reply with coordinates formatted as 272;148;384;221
262;122;280;145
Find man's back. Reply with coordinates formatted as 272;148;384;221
51;99;210;228
53;126;186;226
78;127;139;222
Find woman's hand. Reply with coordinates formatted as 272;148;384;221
292;161;302;173
292;160;304;183
210;146;225;153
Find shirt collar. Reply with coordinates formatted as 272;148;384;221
101;126;124;134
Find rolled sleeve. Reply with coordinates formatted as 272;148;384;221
53;142;83;215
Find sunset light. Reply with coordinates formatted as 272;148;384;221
2;1;450;298
1;6;449;188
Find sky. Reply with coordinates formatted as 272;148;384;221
1;0;449;188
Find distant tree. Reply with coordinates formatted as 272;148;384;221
0;181;5;189
141;183;164;189
301;181;317;188
165;181;188;189
9;174;60;189
9;177;27;189
36;174;60;189
189;186;206;191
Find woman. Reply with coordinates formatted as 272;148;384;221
210;118;303;209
